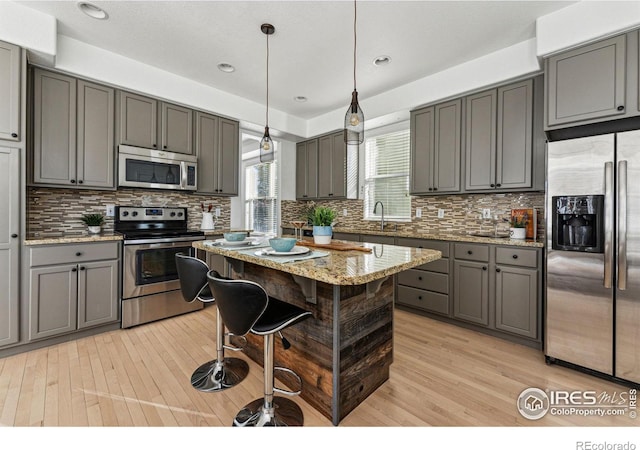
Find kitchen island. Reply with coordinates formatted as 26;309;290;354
193;239;441;425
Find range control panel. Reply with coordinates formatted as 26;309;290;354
116;206;187;222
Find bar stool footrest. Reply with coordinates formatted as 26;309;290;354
273;366;303;396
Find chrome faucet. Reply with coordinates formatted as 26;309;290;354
373;201;385;231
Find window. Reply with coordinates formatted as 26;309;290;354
244;161;278;235
364;128;411;221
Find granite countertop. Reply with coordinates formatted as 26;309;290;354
283;225;544;248
193;240;442;286
24;231;124;246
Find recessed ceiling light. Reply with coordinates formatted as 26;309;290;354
294;96;307;103
373;55;392;66
217;63;235;73
77;2;108;20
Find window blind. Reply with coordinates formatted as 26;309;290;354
364;128;411;220
244;162;278;234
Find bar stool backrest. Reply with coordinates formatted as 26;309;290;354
175;253;211;303
207;271;269;337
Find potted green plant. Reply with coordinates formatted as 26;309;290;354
509;213;527;240
309;205;336;245
80;213;105;234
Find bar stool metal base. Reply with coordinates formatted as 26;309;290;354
190;358;249;392
232;397;304;427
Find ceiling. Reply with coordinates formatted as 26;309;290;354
17;0;574;123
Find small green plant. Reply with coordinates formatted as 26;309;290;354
510;213;528;228
80;213;105;227
309;206;336;227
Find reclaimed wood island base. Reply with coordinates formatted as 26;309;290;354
193;239;441;425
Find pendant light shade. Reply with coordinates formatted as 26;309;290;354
260;23;275;162
344;0;364;145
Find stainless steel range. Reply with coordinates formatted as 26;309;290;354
115;206;205;328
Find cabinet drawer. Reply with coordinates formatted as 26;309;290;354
397;269;448;294
416;258;449;274
397;285;449;316
396;237;450;257
454;243;488;262
333;232;358;241
496;247;537;268
30;242;120;266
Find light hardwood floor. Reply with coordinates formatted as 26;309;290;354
0;306;636;427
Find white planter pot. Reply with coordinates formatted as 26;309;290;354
312;225;332;245
510;227;526;239
88;226;102;234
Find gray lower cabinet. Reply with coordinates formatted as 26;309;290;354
195;112;239;196
32;68;115;188
0;40;21;142
360;234;395;245
332;232;358;241
396;238;451;316
118;90;194;155
296;139;318;200
545;32;634;128
28;242;120;341
453;258;490;326
410;99;462;194
0;147;20;348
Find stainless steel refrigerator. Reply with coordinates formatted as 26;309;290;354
546;129;640;384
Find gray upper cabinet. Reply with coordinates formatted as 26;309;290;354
317;131;357;199
160;102;193;154
0;147;19;348
195;112;239;196
33;68;77;186
296;139;318;200
465;79;533;191
545;34;628;127
118;90;194;155
0;41;20;142
118;91;158;148
33;68;115;189
410;99;461;194
77;80;115;188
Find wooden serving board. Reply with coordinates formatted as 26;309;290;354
297;239;373;252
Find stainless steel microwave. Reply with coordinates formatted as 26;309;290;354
118;145;197;191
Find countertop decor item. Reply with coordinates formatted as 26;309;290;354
224;231;248;242
80;213;105;234
510;208;537;239
309;206;336;245
268;237;297;252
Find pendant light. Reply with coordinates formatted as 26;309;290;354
344;0;364;145
260;23;275;163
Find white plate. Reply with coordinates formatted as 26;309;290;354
214;237;255;247
259;246;310;256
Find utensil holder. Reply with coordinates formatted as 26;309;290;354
201;212;215;230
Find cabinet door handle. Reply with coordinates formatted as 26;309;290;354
71;267;77;272
496;183;501;187
417;296;422;300
433;187;438;191
76;252;82;256
512;254;518;259
418;276;423;281
153;144;157;147
80;266;86;271
11;233;18;238
490;184;495;187
11;133;18;138
78;180;83;184
163;145;167;149
496;268;501;273
617;105;625;111
428;188;433;191
482;266;487;271
467;250;473;255
70;179;76;184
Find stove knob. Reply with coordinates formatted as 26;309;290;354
132;211;138;217
122;211;129;217
170;212;176;217
177;212;183;217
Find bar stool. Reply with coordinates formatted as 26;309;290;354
207;271;313;426
175;253;249;392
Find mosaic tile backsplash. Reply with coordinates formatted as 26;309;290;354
282;192;546;240
27;187;231;236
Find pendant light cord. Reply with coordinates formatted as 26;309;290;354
266;31;270;127
353;0;357;91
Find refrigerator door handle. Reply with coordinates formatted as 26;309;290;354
618;160;628;290
604;161;614;288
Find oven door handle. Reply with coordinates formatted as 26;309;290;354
124;236;205;245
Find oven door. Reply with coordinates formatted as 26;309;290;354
122;237;203;299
